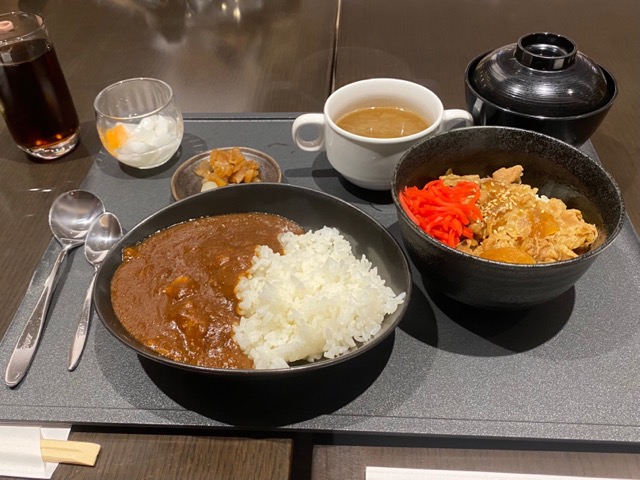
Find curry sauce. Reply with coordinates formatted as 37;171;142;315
111;213;303;369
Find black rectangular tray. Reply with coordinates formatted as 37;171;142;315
2;115;639;445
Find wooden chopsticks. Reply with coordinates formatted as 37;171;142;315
40;439;101;466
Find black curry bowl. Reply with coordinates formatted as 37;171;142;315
94;183;412;376
465;33;617;147
392;126;625;310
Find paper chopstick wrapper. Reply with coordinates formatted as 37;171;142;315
0;425;100;479
366;466;629;480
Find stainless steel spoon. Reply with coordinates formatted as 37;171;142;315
68;212;122;371
5;190;105;387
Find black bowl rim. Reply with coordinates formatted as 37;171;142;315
95;182;413;377
464;51;619;120
392;125;626;270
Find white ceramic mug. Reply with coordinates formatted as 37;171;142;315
292;78;473;190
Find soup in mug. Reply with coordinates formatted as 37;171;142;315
336;106;429;139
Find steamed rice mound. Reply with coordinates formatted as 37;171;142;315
233;227;406;369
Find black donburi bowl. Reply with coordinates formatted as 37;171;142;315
465;52;617;147
94;183;412;376
392;126;625;310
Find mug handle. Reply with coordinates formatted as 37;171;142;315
292;113;326;151
441;109;474;131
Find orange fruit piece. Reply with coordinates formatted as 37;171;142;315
104;124;128;153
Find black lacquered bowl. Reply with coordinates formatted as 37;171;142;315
392;126;625;310
94;183;412;376
465;33;617;146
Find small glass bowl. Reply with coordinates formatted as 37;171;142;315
94;78;183;169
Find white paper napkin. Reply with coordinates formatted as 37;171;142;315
0;425;71;479
366;466;627;480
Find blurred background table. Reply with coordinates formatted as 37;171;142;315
0;0;638;478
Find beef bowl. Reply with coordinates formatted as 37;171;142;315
392;126;624;309
94;183;411;376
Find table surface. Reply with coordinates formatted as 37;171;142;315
0;0;638;479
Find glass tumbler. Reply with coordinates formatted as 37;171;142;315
0;12;80;160
94;78;183;169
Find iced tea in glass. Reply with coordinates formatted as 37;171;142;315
0;12;79;160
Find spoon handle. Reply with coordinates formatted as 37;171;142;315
4;245;72;387
68;272;96;371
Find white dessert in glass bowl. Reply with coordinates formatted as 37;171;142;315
95;78;183;169
100;114;182;168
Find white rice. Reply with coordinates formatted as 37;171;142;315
233;227;406;369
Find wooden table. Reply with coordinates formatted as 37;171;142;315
0;0;638;478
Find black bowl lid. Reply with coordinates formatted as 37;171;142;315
470;33;610;117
